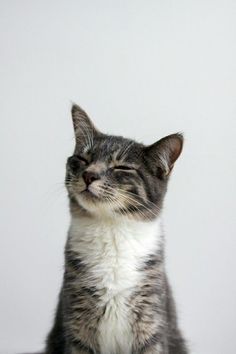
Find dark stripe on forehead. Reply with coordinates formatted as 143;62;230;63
116;141;134;160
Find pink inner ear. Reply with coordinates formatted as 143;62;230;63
167;135;183;165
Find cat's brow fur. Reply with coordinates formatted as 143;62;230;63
45;104;188;354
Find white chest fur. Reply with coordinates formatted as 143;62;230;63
69;216;162;354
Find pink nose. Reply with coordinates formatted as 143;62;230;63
82;171;100;186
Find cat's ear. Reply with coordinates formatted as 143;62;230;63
144;133;183;178
71;104;100;147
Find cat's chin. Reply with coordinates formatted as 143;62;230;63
75;191;115;216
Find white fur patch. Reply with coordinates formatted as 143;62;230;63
69;215;162;354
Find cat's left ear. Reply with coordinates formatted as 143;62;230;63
144;133;183;178
71;104;100;145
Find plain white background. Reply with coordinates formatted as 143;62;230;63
0;1;235;353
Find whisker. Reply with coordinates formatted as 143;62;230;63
98;185;157;220
102;185;158;217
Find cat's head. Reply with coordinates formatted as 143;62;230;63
66;104;183;220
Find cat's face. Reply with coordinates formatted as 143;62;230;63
66;104;183;220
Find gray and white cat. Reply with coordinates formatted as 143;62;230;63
45;104;188;354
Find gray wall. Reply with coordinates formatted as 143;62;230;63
0;1;235;353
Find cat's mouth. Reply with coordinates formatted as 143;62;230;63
80;186;101;200
76;185;115;215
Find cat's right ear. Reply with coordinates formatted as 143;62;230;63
71;104;100;147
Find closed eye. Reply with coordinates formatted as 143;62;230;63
76;155;89;165
114;165;135;171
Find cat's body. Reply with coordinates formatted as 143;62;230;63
45;105;188;354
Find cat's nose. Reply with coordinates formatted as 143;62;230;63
82;171;100;186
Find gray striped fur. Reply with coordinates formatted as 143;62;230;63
45;104;188;354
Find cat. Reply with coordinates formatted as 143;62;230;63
45;104;188;354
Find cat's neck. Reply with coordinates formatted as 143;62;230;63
68;214;163;260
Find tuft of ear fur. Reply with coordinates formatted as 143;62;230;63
71;103;99;148
145;133;184;178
